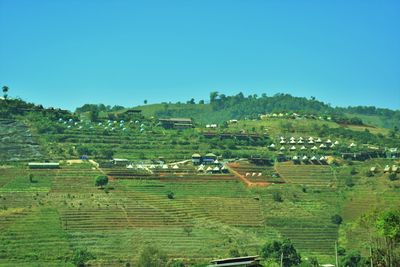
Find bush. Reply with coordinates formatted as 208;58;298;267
388;173;398;181
350;167;357;175
167;191;175;199
331;214;343;225
72;248;95;267
345;177;355;187
138;246;168;267
273;192;283;202
365;170;374;177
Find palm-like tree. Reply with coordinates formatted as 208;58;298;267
2;86;9;99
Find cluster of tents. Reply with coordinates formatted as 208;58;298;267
197;164;229;174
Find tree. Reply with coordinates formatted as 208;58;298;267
2;85;9;100
167;191;175;199
138;246;168;267
261;239;301;267
273;192;283;202
95;175;108;189
28;173;34;183
345;177;355;187
375;210;400;267
388;173;398;181
340;250;364;267
101;149;114;159
331;214;343;225
144;100;148;104
88;110;99;122
72;248;95;267
183;225;193;236
210;91;219;103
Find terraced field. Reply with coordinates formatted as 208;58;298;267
275;162;336;188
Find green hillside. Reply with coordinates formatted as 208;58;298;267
1;97;400;266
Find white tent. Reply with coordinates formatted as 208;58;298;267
319;144;327;148
280;146;286;151
172;165;179;169
326;139;332;144
302;156;308;161
280;140;286;144
300;146;307;150
269;144;276;148
162;164;169;169
334;141;340;145
293;156;299;160
290;146;296;150
290;140;296;144
311;156;317;161
311;146;318;150
316;138;322;143
308;140;314;144
349;143;356;148
297;140;304;144
197;165;205;172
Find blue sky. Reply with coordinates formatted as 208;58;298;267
0;0;399;111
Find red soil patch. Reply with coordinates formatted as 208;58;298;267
226;163;269;187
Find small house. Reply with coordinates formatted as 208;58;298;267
203;153;217;164
192;153;202;165
209;255;261;267
112;158;129;166
28;162;60;169
159;118;193;129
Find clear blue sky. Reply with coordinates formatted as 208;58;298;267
1;0;399;111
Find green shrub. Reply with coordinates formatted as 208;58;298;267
388;173;398;181
72;248;95;267
95;175;108;189
331;214;343;225
273;192;283;202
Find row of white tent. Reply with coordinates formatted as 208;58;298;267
278;139;339;145
293;155;328;161
197;165;228;172
383;165;399;172
270;142;356;150
126;164;180;170
245;172;263;177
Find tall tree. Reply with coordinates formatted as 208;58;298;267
2;85;9;100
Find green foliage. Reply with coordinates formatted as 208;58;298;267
95;175;108;188
340;250;365;267
138;246;168;267
167;191;175;199
260;239;301;267
376;210;400;240
388;173;398;181
350;167;357;175
331;214;343;225
345;177;355;187
183;225;193;236
71;248;95;267
101;149;114;159
88;110;99;122
28;173;34;183
273;192;283;202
